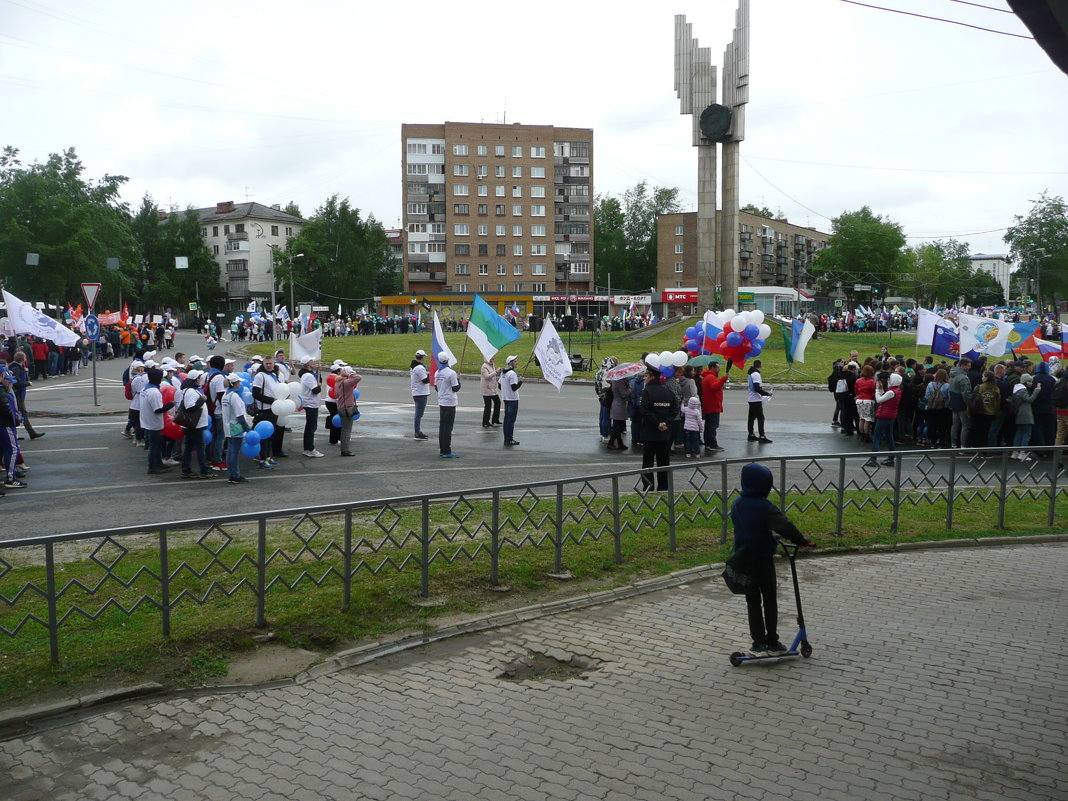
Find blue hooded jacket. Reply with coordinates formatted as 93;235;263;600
730;463;807;558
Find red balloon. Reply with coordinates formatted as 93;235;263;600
326;374;337;388
162;416;184;440
160;384;176;403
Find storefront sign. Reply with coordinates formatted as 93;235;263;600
532;295;608;302
662;290;698;303
611;294;652;305
738;292;755;303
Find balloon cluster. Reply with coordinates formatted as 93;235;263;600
682;320;723;356
707;309;772;368
644;350;688;379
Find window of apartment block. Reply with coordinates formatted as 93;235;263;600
512;166;523;178
477;204;488;216
478;264;489;275
512;185;522;197
477;145;487;156
407;203;427;214
454;223;469;235
530;146;546;158
496;244;507;256
496;224;506;236
407;142;427;154
495;165;504;178
407;163;428;175
428;243;445;254
271;225;279;236
513;244;523;256
455;263;470;275
675;244;684;254
453;203;469;215
513;264;523;275
495;185;505;197
530;205;546;217
496;263;507;275
495;204;505;216
212;244;219;255
512;145;522;157
532;282;546;292
675;225;684;236
453;184;469;196
453;164;469;176
453;144;468;156
571;262;590;273
495;145;505;156
531;244;547;256
285;227;293;236
478;185;488;196
512;204;523;216
408;242;426;254
455;282;470;292
530;186;545;198
476;165;487;178
432;143;445;154
512;224;523;236
212;226;219;237
201;227;208;237
675;280;684;288
532;263;546;276
430;223;445;234
234;224;244;233
675;262;684;272
455;244;470;256
223;225;230;234
531;224;546;236
477;223;488;235
478;283;488;292
531;166;545;178
514;283;523;292
478;244;488;256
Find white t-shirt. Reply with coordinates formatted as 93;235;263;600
139;384;164;431
180;387;209;429
435;365;459;407
276;361;291;382
221;389;247;432
208;372;227;416
252;369;281;411
299;371;321;409
411;363;430;396
129;372;148;411
747;371;767;403
500;368;521;402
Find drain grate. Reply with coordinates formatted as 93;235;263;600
498;650;601;682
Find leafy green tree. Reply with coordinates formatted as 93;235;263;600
810;206;905;305
740;203;776;219
285;195;396;308
282;201;302;218
129;196;220;314
1003;192;1068;310
594;181;681;293
593;194;627;291
0;146;138;309
898;239;972;306
965;269;1006;307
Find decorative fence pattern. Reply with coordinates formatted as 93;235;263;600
1;447;1064;664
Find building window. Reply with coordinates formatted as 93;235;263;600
531;224;546;236
212;226;219;237
430;223;445;234
675;281;684;288
496;244;507;256
477;145;487;156
455;283;470;292
512;224;523;236
511;145;522;157
495;204;505;216
476;165;487;178
455;244;471;256
496;263;507;275
530;186;545;198
454;223;469;235
676;225;684;236
496;224;506;236
432;143;445;154
532;263;546;276
571;262;590;274
530;205;546;217
495;185;505;197
512;204;523;217
495;145;505;156
478;244;488;256
478;264;489;275
223;224;230;234
531;166;545;178
453;203;469;215
453;184;469;196
453;164;469;176
286;227;293;236
226;259;249;273
453;144;468;156
675;262;684;273
407;142;427;154
513;244;523;256
478;185;488;196
675;244;684;254
455;263;470;275
514;283;524;292
495;165;505;178
513;264;523;275
407;203;427;215
407;163;428;175
531;146;546;158
477;223;488;235
531;244;547;256
234;224;244;233
477;204;488;216
533;282;546;292
478;283;489;292
512;165;522;177
212;244;220;255
512;185;522;197
271;225;279;236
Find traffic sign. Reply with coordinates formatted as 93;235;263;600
834;299;844;308
853;284;871;292
84;314;100;340
81;282;102;311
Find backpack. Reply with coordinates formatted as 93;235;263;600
1053;377;1068;409
124;382;134;401
927;383;945;411
600;385;614;408
835;378;848;394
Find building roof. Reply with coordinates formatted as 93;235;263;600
193;201;305;224
969;254;1010;260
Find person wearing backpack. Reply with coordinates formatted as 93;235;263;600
834;361;858;436
971;371;1000;453
1031;361;1057;453
924;369;951;448
1010;374;1042;461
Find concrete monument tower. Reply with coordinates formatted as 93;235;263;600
674;5;750;310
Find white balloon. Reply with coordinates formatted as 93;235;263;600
645;354;662;368
672;351;688;367
288;381;303;400
750;309;765;325
284;399;298;416
272;382;290;400
659;350;674;365
758;323;772;340
730;316;748;332
721;308;736;320
271;399;289;416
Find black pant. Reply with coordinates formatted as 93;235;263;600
747;401;766;437
482;394;500;426
641;439;671;490
608;419;627;448
439;405;456;455
744;557;779;646
836;393;857;435
257;410;285;458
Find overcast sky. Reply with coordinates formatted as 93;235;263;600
3;0;1065;266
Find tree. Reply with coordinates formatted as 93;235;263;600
740;203;776;219
898;239;972;307
129;196;220;314
593;194;627;290
0;146;139;309
810;206;906;305
594;181;681;293
282;201;302;218
285;195;396;310
965;269;1006;307
1003;192;1068;310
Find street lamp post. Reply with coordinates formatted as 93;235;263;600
268;244;303;327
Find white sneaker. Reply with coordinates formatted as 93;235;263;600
310;449;324;458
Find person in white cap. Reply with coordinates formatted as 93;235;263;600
434;352;460;458
251;354;287;465
335;366;363;457
480;356;501;429
410;349;430;440
221;372;250;483
298;356;324;457
177;370;216;479
323;361;346;447
128;361;149;447
499;355;523;447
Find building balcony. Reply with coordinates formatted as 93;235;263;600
227;231;249;241
407;271;446;282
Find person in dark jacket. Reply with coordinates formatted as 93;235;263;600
834;361;858;436
730;463;812;655
1031;361;1057;451
638;366;678;491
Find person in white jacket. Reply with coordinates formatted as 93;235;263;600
178;370;215;479
221;373;251;482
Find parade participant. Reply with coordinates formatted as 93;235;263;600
948;357;973;449
729;462;813;655
335;366;362;457
139;368;173;475
177;370;215;479
1011;374;1042;461
128;361;149;447
594;356;618;443
251;355;286;465
682;396;703;458
746;360;773;444
206;355;229;471
298;356;324;457
701;361;727;453
480;357;502;428
8;352;43;440
323;360;345;447
0;368;26;489
639;364;678;491
221;373;250;483
854;364;877;443
435;352;461;458
606;376;632;451
866;372;902;468
410;350;430;440
835;362;858;437
274;349;291;382
499;355;522;447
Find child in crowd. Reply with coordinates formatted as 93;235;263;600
682;396;703;458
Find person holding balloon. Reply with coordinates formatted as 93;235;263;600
177;370;216;479
251;355;287;465
298;356;325;458
221;372;251;483
334;366;363;457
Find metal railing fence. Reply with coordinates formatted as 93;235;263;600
1;446;1064;664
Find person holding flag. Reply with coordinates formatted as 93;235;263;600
434;352;461;458
410;349;430;440
499;355;523;446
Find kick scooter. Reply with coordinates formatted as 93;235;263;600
729;537;813;666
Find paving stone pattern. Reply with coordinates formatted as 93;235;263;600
2;544;1065;801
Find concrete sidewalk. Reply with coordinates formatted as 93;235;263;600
1;542;1063;801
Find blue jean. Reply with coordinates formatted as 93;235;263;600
145;429;164;470
703;412;720;448
1013;424;1033;449
684;430;701;455
413;394;428;436
599;403;612;438
182;427;210;475
210;416;225;464
872;418;896;457
503;400;519;442
227;436;244;479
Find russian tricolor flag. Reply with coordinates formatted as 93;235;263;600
428;311;456;384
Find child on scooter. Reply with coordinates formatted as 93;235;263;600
730;462;813;655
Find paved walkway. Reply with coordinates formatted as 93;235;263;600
2;543;1064;801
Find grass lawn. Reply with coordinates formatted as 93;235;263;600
244;321;925;384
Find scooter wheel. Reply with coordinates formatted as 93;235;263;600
800;641;813;658
729;652;744;667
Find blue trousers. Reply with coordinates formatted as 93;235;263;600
503;400;519;442
413;394;428;436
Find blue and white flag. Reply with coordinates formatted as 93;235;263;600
246;300;257;313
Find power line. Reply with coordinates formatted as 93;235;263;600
741;156;834;222
838;0;1034;39
945;0;1014;13
746;154;1065;176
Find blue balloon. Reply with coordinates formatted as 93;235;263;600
244;430;261;447
750;340;765;356
685;326;698;341
743;324;759;340
254;420;275;439
659;366;675;379
351;387;360;400
235;371;251;382
202;427;212;446
332;414;341;428
685;339;700;353
351;412;360;422
726;331;743;347
241;441;261;459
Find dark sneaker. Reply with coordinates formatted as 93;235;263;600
504;440;520;447
228;476;249;483
747;434;759;442
880;458;895;466
3;480;28;489
181;472;196;479
765;640;788;655
758;437;773;444
749;641;769;656
863;458;879;468
414;433;428;440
